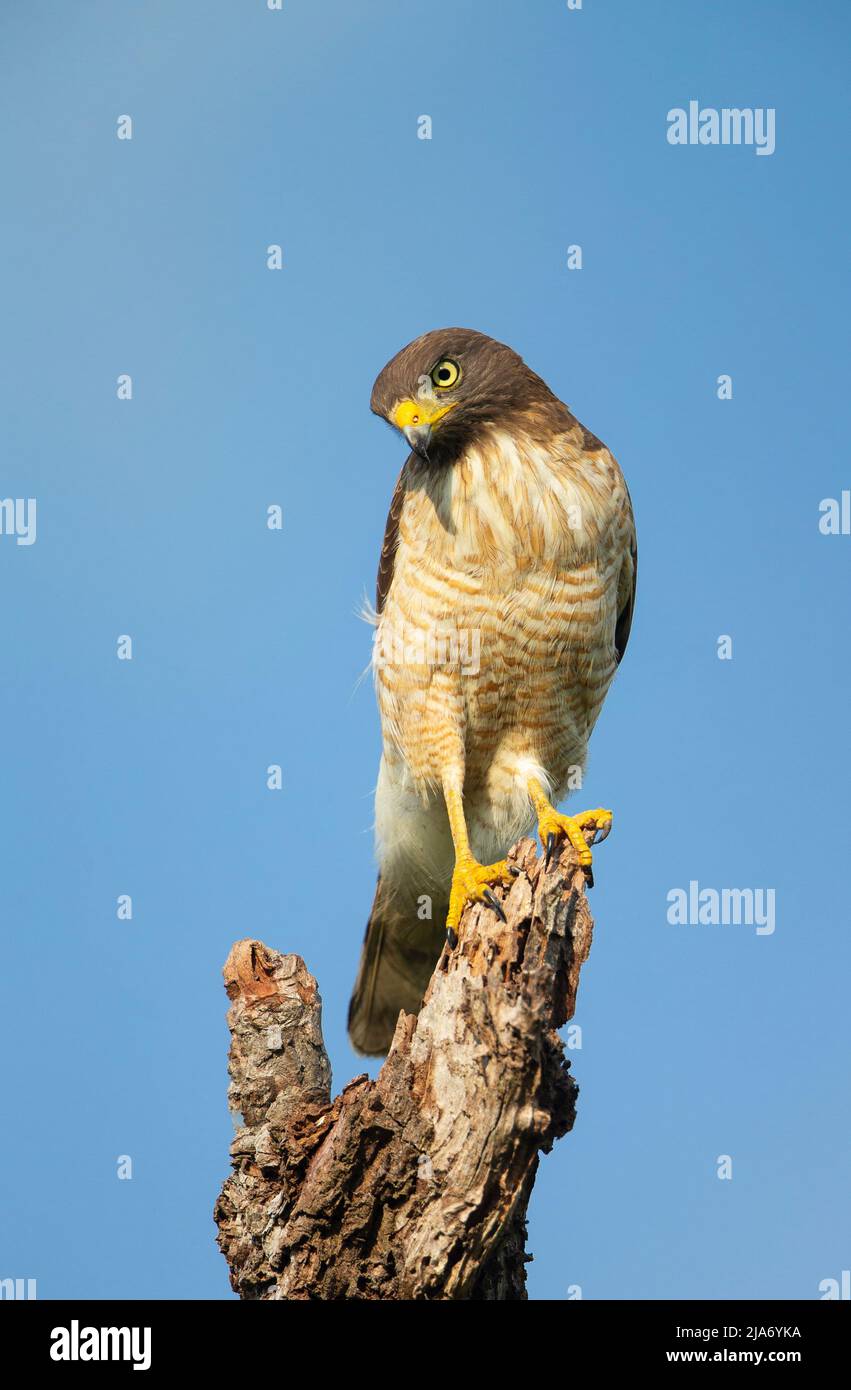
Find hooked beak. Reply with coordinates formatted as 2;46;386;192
392;397;458;461
403;422;433;459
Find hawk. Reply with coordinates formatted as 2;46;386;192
348;328;636;1055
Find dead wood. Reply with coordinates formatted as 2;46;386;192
214;833;597;1300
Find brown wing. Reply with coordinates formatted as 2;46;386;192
615;526;637;665
376;466;406;614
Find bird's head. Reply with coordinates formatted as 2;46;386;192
370;327;559;464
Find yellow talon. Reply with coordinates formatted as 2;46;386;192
446;855;512;937
527;778;612;877
536;807;612;866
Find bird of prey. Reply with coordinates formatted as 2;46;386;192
348;328;636;1056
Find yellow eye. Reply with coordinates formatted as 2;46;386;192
430;358;461;390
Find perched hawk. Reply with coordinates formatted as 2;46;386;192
348;328;636;1055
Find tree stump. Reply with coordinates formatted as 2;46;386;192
214;833;597;1300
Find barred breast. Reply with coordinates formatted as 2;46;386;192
373;418;634;861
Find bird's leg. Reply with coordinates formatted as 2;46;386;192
527;777;612;887
443;785;512;947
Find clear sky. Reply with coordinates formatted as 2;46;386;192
1;0;849;1301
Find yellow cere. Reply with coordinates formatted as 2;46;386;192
392;398;458;430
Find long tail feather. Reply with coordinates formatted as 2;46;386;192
347;873;447;1056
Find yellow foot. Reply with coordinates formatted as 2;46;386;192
446;855;513;947
536;807;613;885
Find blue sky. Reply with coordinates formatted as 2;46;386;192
1;0;849;1300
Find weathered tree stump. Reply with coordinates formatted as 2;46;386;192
214;833;597;1300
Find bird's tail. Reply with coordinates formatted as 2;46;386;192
347;872;447;1056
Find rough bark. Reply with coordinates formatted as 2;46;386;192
214;833;597;1300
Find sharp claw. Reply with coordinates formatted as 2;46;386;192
591;823;611;846
482;889;506;922
545;832;556;868
508;864;521;876
583;865;594;889
446;927;458;949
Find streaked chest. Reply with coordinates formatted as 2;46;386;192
378;425;626;644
